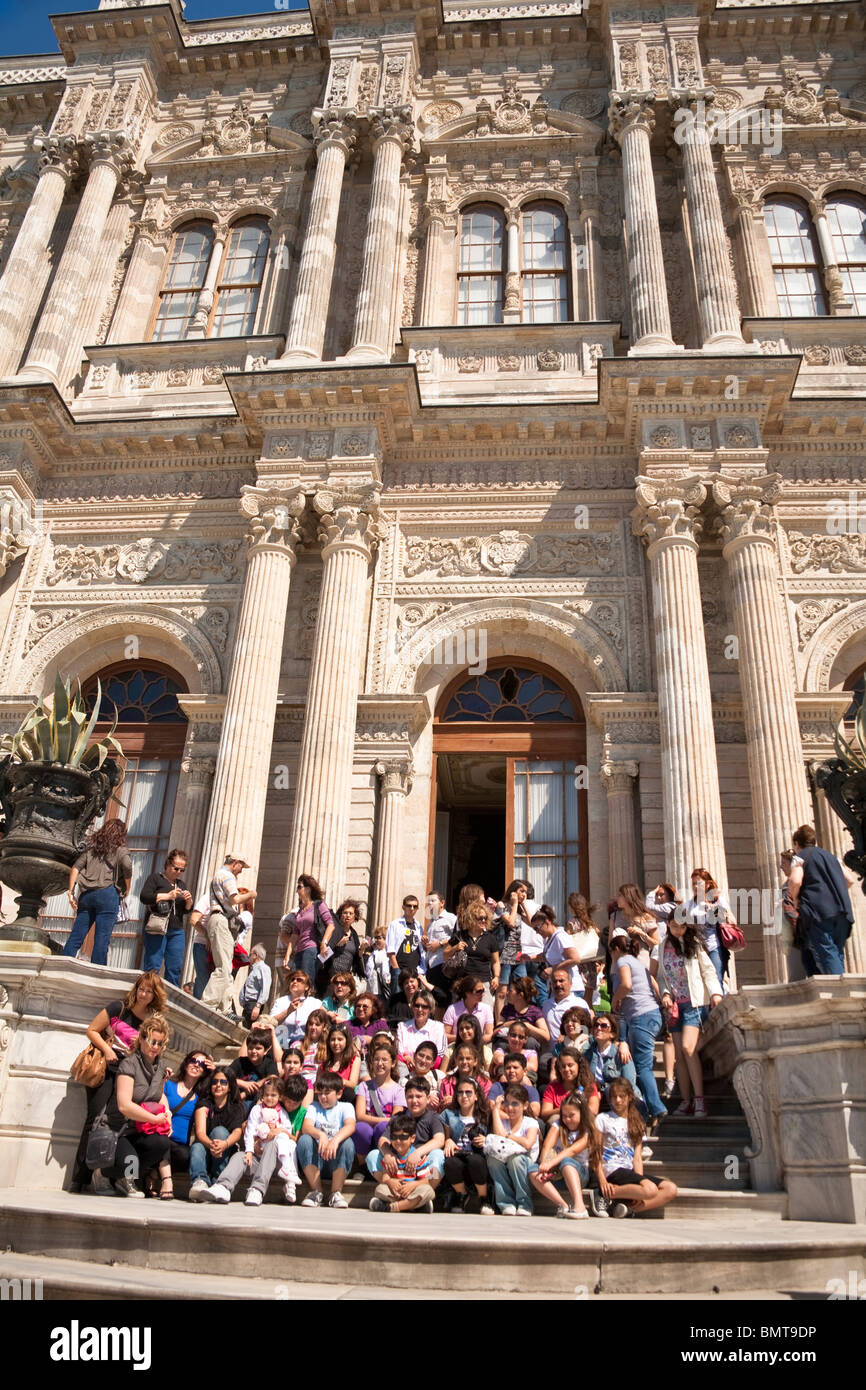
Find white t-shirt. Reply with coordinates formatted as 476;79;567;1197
236;909;253;951
425;911;457;969
542;990;590;1042
501;1114;540;1162
544;928;586;992
519;921;544;956
396;1018;447;1058
192;892;211;944
273;995;322;1043
596;1112;635;1177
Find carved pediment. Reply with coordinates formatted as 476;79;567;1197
146;104;311;168
423;80;603;150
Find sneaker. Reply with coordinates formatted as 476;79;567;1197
90;1170;115;1196
302;1190;323;1207
693;1097;707;1117
589;1190;609;1218
328;1191;348;1209
500;1204;518;1217
283;1182;297;1205
515;1206;532;1217
641;1143;653;1160
205;1183;231;1204
555;1205;570;1219
244;1188;264;1207
422;1199;434;1214
189;1178;210;1202
479;1203;495;1215
674;1099;694;1117
114;1177;145;1199
662;1079;676;1100
369;1196;389;1212
565;1207;590;1220
609;1201;629;1218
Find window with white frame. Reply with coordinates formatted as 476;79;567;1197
825;194;866;314
152;216;270;341
764;196;827;315
456;200;570;325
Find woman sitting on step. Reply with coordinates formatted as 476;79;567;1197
93;1013;174;1199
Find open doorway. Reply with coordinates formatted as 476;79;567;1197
433;754;506;911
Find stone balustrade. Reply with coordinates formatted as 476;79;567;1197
76;335;285;417
743;318;866;390
401;323;619;405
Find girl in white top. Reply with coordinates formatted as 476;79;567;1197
594;1078;678;1216
244;1077;299;1192
487;1084;541;1216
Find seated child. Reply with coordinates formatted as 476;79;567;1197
298;1070;357;1208
488;1053;541;1118
407;1039;443;1107
367;1075;446;1186
205;1074;308;1206
369;1114;436;1214
491;1021;538;1080
530;1093;593;1219
487;1084;540;1217
593;1078;677;1217
227;1024;283;1111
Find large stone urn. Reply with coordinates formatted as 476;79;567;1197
815;759;866;890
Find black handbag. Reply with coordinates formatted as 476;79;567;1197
85;1110;126;1170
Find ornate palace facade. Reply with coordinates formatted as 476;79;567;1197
0;0;864;983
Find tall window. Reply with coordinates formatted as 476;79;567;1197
826;194;866;314
764;197;827;315
457;205;504;325
521;202;569;323
152;217;269;341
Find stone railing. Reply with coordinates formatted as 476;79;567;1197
76;335;285;416
701;976;866;1223
0;953;243;1192
401;322;619;405
743;317;866;390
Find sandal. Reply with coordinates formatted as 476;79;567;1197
159;1180;174;1201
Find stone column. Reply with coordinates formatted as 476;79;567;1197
188;229;226;339
714;476;813;981
632;476;728;893
195;486;305;899
371;756;414;930
0;137;78;378
347;107;413;362
285;488;384;906
810;198;853;316
21;133;132;387
733;198;777;318
503;210;521;324
600;760;639;888
808;763;866;975
170;752;216;988
418;204;446;324
282;111;357;363
610;93;677;352
107;218;166;344
673;91;745;349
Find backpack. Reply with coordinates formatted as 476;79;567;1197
394;922;422;969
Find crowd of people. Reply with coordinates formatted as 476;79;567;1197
66;821;856;1216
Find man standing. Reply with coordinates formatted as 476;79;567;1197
202;853;257;1014
788;825;855;976
139;849;192;986
422;890;456;1001
386;895;425;998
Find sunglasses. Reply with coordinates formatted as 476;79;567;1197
211;1078;228;1086
189;1058;208;1067
413;1003;431;1010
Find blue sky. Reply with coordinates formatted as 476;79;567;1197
0;0;308;57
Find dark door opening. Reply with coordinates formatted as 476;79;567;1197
433;754;507;911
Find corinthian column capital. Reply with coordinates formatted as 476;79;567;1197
369;105;414;153
713;474;783;551
314;487;384;559
82;130;134;178
375;757;413;796
34;134;80;181
312;108;358;158
632;475;707;551
240;484;306;556
609;92;656;144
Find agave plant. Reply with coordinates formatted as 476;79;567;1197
834;699;866;774
0;675;125;772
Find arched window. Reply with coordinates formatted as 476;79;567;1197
825;194;866;314
457;205;505;324
151;217;270;342
521;202;569;323
440;665;578;723
152;221;214;341
212;217;270;338
763;197;827;316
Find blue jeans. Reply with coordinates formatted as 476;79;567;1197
487;1153;537;1212
805;911;850;976
626;1009;666;1119
62;886;119;967
141;928;186;985
296;1133;355;1177
192;942;210;1000
292;948;319;985
706;946;725;994
189;1126;233;1185
366;1148;445;1179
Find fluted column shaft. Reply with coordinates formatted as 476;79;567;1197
282;114;356;362
285;493;382;906
171;753;216;986
348;108;412;361
23;137;129;385
735;203;776;317
715;478;820;982
675;94;744;347
418;210;444;324
601;761;639;888
371;759;413;929
611;94;675;351
809;763;866;974
0;140;77;377
633;478;728;894
195;489;304;898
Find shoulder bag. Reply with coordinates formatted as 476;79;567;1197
70;1043;108;1089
